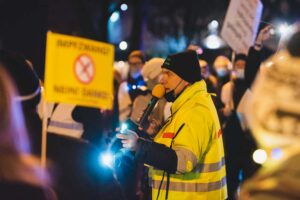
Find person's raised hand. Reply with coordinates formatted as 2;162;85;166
255;25;272;49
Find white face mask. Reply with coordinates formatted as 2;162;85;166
236;69;245;79
216;68;228;77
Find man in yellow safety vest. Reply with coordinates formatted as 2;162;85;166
117;50;227;200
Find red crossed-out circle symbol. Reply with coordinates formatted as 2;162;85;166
74;54;95;84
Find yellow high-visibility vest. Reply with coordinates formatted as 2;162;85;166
149;80;227;200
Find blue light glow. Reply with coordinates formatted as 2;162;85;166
100;152;114;168
110;12;120;23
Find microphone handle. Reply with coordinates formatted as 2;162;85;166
139;97;158;127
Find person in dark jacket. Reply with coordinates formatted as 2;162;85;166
221;54;260;200
245;25;272;88
219;25;274;200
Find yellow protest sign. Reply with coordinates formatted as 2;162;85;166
44;32;114;109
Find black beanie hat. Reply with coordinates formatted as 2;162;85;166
0;50;41;110
161;50;202;83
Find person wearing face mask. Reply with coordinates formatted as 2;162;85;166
213;55;232;95
118;50;147;123
221;54;260;200
117;50;227;200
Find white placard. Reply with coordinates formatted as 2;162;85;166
221;0;263;54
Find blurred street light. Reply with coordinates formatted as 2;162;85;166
203;34;225;49
253;149;267;164
208;20;219;31
119;41;128;50
120;3;128;11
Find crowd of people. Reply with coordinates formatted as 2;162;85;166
0;22;299;200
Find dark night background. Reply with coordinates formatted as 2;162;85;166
0;0;299;79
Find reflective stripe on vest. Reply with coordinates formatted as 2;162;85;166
152;176;227;192
193;157;225;173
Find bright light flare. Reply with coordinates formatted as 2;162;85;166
120;3;128;11
119;41;128;50
278;23;290;35
253;149;267;164
100;152;114;168
204;35;224;49
110;12;120;22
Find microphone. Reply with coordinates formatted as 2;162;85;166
138;84;165;127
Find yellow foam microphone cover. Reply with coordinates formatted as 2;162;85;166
152;84;165;99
